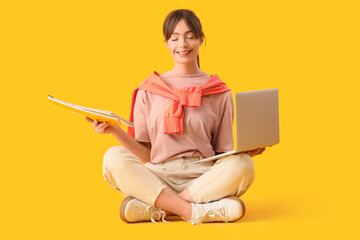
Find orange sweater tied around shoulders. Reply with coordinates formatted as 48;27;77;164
127;71;231;138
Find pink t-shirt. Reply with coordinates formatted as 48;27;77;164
133;71;234;163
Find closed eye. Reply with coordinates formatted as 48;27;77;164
171;37;195;41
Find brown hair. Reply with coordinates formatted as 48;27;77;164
163;9;206;68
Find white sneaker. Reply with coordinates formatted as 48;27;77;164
120;196;169;224
188;196;246;225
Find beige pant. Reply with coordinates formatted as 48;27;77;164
103;146;255;205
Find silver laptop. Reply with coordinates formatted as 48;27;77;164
194;88;279;163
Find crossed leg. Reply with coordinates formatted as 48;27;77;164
103;146;254;221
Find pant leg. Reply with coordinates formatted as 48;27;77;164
103;146;167;205
188;153;255;203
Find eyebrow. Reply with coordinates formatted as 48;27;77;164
171;30;194;35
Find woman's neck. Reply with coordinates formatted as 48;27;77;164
169;63;202;75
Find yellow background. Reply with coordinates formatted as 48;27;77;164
1;0;359;239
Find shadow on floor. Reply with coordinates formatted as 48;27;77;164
163;198;301;224
241;198;301;223
129;198;303;224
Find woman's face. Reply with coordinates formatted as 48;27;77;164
165;19;203;65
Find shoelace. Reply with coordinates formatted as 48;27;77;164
192;207;228;225
146;205;170;224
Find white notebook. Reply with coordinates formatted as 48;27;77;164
48;95;133;127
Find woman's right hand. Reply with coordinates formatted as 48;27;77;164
85;116;119;134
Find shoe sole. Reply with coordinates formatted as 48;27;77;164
120;196;136;223
225;196;246;221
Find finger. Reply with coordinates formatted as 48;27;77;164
98;122;109;129
93;119;99;128
250;149;258;155
97;121;107;127
98;124;109;133
96;122;109;132
95;122;106;131
255;148;265;156
250;149;261;157
85;116;93;123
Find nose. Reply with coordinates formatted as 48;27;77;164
179;37;188;49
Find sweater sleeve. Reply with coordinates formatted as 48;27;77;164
211;91;234;153
133;89;151;142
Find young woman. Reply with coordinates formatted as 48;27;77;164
85;9;265;225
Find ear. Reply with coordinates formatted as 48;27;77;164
165;39;169;49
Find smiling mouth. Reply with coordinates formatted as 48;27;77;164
176;50;192;55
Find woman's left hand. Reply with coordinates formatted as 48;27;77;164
246;148;266;157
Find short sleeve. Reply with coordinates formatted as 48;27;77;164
211;91;234;153
133;90;151;142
